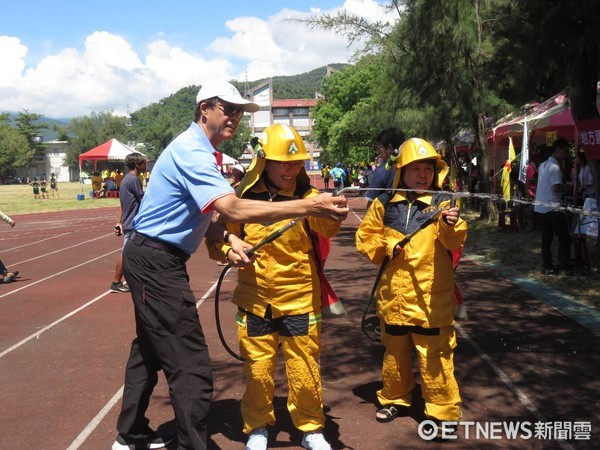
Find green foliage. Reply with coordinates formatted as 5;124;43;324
0;116;30;175
14;111;48;163
127;85;198;160
65;112;129;168
253;64;349;99
312;58;390;165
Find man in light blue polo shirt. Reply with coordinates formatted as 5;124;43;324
112;80;349;450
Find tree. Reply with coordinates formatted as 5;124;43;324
0;114;30;176
311;56;391;165
306;0;522;220
14;110;48;166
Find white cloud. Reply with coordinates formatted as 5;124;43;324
0;1;395;119
0;36;28;86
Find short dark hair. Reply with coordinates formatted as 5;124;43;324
375;127;406;149
194;97;219;122
125;152;146;170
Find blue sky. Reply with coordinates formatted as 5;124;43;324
0;0;393;118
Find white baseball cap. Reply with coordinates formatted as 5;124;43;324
231;163;246;174
196;80;260;113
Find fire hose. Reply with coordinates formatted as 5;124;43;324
214;187;352;361
361;197;455;342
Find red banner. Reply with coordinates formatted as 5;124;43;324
577;118;600;159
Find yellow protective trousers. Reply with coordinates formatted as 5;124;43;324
236;308;325;434
377;324;461;421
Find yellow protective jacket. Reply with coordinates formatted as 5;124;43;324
207;180;341;318
356;191;467;328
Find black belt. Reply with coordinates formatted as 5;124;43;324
130;231;190;261
384;324;440;336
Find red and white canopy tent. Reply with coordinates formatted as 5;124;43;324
79;139;146;171
488;84;600;188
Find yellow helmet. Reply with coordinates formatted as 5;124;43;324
259;124;309;161
237;124;310;196
392;137;449;189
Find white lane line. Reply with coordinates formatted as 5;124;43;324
66;386;124;450
196;279;219;306
0;291;111;358
1;232;73;252
0;248;119;299
66;278;221;450
7;233;112;266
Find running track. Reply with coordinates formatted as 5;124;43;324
0;197;598;450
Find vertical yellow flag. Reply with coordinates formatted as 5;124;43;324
501;137;514;201
508;136;516;162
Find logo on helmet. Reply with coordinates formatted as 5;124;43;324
418;145;429;156
288;142;299;155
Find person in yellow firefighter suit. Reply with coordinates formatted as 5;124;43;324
207;124;341;450
356;137;467;432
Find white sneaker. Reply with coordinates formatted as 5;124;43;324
301;431;332;450
246;427;268;450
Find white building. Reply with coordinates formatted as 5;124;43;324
246;79;321;170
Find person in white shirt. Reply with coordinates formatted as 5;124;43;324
533;139;573;275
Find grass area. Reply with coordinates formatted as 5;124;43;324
463;209;600;311
0;182;119;214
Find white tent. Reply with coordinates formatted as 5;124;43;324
220;153;238;166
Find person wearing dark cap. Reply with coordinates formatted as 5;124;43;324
111;80;349;450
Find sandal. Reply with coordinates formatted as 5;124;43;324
376;405;400;422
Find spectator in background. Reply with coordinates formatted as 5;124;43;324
534;139;573;275
99;177;118;198
364;127;406;208
321;164;331;191
40;177;49;199
576;150;595;202
110;154;146;293
330;163;346;190
523;152;541;232
50;173;59;198
114;169;125;190
91;171;103;195
525;152;540;199
31;177;41;199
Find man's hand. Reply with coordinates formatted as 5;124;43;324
308;193;349;222
227;235;254;267
114;224;123;236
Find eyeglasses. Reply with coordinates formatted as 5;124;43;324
278;161;304;170
215;101;244;119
